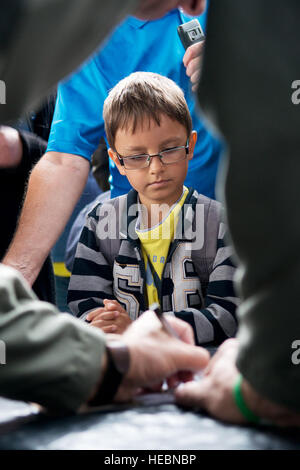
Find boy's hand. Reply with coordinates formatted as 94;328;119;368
183;41;205;92
86;299;132;334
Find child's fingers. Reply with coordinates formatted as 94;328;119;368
103;298;115;304
102;325;117;333
91;316;117;328
103;299;119;308
91;321;117;333
98;311;119;321
103;299;124;312
86;307;105;321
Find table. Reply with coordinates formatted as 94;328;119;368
0;395;299;450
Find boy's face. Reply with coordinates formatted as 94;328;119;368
109;114;197;210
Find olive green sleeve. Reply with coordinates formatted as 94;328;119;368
198;0;300;413
0;265;106;412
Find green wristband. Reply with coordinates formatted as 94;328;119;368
233;374;261;424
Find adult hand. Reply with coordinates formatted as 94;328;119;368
0;126;23;167
183;41;205;92
114;310;210;402
87;299;132;334
175;338;300;427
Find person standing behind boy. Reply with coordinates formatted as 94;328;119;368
68;72;238;346
47;8;220;200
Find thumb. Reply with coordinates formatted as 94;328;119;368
173;343;210;372
103;299;118;310
175;377;211;409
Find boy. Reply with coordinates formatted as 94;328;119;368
67;72;238;346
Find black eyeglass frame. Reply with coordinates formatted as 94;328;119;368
115;139;190;170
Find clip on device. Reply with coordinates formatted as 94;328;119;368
177;19;205;50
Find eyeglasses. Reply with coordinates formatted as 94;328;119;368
115;140;189;170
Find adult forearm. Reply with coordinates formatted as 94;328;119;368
3;152;90;285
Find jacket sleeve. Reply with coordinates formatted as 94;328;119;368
0;0;139;123
197;0;300;412
0;264;106;412
173;220;239;346
67;205;115;319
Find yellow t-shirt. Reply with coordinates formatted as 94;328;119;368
136;187;188;308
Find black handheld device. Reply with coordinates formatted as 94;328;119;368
177;19;205;50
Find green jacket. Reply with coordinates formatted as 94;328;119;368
198;0;300;412
0;265;106;412
0;0;138;123
0;0;139;413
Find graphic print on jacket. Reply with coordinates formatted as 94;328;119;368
68;188;239;346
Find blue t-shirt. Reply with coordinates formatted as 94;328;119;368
47;8;221;199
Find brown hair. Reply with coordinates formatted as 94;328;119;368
103;72;192;150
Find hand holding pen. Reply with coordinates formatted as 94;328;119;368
149;303;207;386
149;303;181;339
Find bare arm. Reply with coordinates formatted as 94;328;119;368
2;151;90;285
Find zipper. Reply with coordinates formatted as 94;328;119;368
158;238;181;310
133;245;147;312
158;189;197;308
